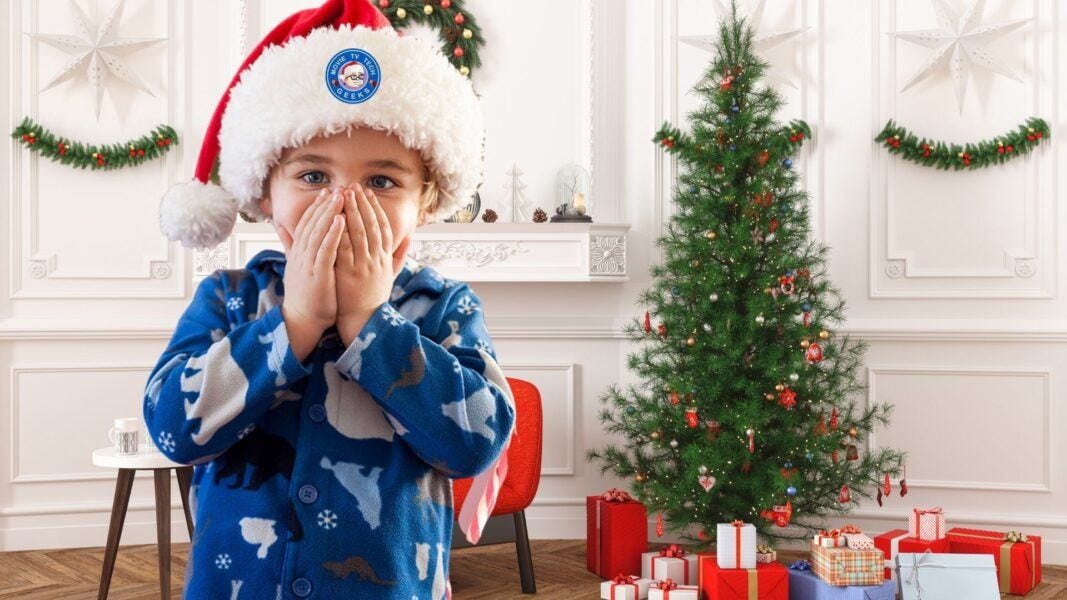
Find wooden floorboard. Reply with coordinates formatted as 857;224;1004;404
0;540;1064;599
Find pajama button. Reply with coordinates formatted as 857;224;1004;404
298;484;318;504
292;577;312;597
308;403;326;422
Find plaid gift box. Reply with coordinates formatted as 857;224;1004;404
907;506;946;541
946;527;1042;595
810;542;884;586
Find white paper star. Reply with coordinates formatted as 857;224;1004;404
891;0;1030;113
27;0;167;120
678;0;809;89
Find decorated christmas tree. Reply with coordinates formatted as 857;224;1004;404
587;5;905;544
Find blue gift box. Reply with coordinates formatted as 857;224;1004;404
788;566;895;600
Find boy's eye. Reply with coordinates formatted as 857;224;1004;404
368;175;396;190
299;171;329;185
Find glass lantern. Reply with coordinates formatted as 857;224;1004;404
552;163;592;222
445;189;481;223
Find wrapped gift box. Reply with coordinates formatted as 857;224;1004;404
842;533;874;551
872;529;949;580
946;527;1042;595
717;521;758;569
699;555;789;600
810;542;883;586
813;530;846;549
757;544;777;564
641;544;698;585
647;579;699;600
896;551;999;600
787;564;895;600
907;507;946;541
600;573;654;600
587;489;648;578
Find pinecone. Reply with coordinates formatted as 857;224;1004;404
481;208;498;223
533;207;547;223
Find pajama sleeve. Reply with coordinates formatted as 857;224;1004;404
333;284;516;479
142;272;314;465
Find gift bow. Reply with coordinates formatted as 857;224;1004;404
789;560;812;571
840;524;861;534
914;506;943;515
1005;530;1029;543
656;578;678;590
731;519;744;528
757;544;773;554
600;488;635;503
658;543;686;558
611;573;636;585
904;550;948;600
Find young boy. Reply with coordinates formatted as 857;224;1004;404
148;2;515;598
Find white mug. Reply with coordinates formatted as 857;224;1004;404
108;417;140;455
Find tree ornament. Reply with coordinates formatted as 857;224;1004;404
423;4;434;14
731;103;740;113
830;408;839;430
635;472;645;483
883;473;892;496
685;407;699;428
755;313;766;325
702;322;713;333
775;383;785;392
800;339;811;349
876;486;884;506
644;311;652;333
625;405;636;415
699;529;707;542
463;28;473;39
814;415;828;436
848;426;858;438
789;373;799;383
698;464;708;475
658;323;668;339
650;430;661;440
831;450;839;464
481;208;498;222
706;420;721;441
709;293;719;302
441;0;451;7
838;485;851;504
691;259;702;268
764;393;775;401
705;229;717;240
741;461;752;474
805;451;814;461
779;273;796;296
846;444;859;461
686;336;697;347
669;439;678;448
746;428;756;453
720;74;734;91
670;390;680;405
786;485;797;497
819;330;830;340
757;149;770;167
805;342;824;363
656;512;665;537
900;466;909;497
782;157;793;169
699;474;717;491
778;386;797;410
396;7;407;18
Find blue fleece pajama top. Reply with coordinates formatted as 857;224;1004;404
142;248;515;600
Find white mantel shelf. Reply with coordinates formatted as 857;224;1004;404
410;222;630;282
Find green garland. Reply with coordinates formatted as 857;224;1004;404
11;116;178;171
875;117;1049;170
374;0;484;76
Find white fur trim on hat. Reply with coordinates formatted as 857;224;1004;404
218;23;485;224
159;179;239;249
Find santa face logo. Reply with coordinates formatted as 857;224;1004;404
325;48;380;104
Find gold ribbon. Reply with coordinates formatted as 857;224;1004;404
747;568;758;600
950;531;1036;594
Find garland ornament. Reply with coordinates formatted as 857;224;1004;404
375;0;484;77
11;117;178;170
875;117;1049;170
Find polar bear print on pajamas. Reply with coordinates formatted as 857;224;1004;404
322;361;394;441
239;516;278;559
181;337;249;446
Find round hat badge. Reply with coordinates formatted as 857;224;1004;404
325;48;380;104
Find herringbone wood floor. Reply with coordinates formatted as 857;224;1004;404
0;540;1065;599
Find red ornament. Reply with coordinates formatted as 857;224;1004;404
805;342;823;364
883;473;891;496
829;408;839;430
746;428;756;453
876;486;884;507
757;149;770;167
777;386;797;410
831;450;838;464
803;311;812;327
440;0;451;7
814;415;827;436
720;74;734;91
960;152;972;166
137;148;145;157
670;390;680;405
660;136;675;149
769;219;780;233
1006;145;1014;153
454;12;465;24
129;149;137;158
698;529;707;542
921;143;932;158
656;512;664;537
838;485;851;504
685;407;699;428
453;46;464;58
796;132;805;141
643;311;652;333
657;323;667;339
899;466;909;497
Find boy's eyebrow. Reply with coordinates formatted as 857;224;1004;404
364;158;414;175
282;154;414;175
283;153;333;166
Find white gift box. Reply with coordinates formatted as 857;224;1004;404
896;551;999;600
716;522;757;569
640;547;697;585
813;531;846;548
600;575;654;600
647;582;700;600
844;532;875;550
907;507;946;541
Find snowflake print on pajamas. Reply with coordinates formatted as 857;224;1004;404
236;423;256;439
317;509;338;529
226;297;244;311
216;553;232;569
475;339;492;354
157;431;176;453
456;295;480;315
381;304;405;326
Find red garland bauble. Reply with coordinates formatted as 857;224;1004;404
441;0;452;7
378;0;389;7
453;46;464;57
454;12;465;24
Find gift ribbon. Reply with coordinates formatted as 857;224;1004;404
732;520;744;567
911;507;943;539
655;578;677;600
789;560;812;571
609;572;638;600
651;545;690;583
601;488;636;503
746;568;759;600
949;529;1036;593
840;523;861;534
816;529;842;547
904;550;947;600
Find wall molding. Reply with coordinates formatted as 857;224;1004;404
502;362;576;476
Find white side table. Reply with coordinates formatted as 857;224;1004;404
91;447;195;600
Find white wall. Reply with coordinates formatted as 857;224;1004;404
1;0;1065;566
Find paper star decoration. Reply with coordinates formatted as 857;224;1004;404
678;0;809;89
28;0;167;120
891;0;1030;113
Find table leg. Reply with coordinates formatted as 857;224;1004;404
175;466;194;538
154;469;171;600
97;468;135;600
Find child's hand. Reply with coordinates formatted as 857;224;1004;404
278;187;346;335
335;183;406;344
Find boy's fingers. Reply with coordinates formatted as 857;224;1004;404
368;188;393;257
344;189;369;259
278;226;294;253
354;184;382;255
305;190;343;257
392;236;411;276
316;214;344;271
293;188;331;244
336;224;354;266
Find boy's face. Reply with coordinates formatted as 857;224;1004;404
259;127;428;266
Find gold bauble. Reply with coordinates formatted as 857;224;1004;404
635;473;646;482
764;287;773;294
800;339;811;348
765;393;775;401
423;4;434;14
819;330;830;339
705;230;717;241
463;28;473;39
691;260;702;268
775;383;785;392
651;430;661;440
396;7;407;18
686;336;696;347
459;65;470;76
849;426;858;437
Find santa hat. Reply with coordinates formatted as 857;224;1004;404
159;0;484;249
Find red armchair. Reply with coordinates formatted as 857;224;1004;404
453;377;543;594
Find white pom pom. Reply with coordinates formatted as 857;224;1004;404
159;180;238;249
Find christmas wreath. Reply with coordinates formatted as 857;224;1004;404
875;117;1049;170
374;0;484;76
11;117;177;171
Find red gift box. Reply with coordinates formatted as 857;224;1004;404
698;555;789;600
587;488;648;578
873;529;949;579
946;527;1042;595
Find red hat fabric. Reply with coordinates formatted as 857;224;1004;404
159;0;484;249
